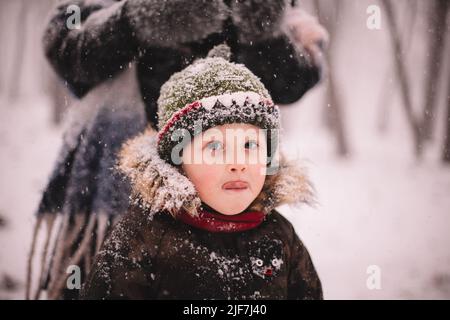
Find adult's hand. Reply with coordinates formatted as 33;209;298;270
281;8;329;67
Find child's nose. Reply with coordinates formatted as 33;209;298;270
228;163;247;173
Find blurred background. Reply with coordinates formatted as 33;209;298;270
0;0;449;299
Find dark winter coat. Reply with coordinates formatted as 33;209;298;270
80;129;323;300
81;206;322;300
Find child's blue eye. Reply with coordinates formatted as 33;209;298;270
206;141;223;151
245;140;259;150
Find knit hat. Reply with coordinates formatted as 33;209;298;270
156;44;281;165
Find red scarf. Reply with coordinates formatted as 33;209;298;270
177;206;266;233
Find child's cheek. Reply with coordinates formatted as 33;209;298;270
192;164;221;192
250;164;267;193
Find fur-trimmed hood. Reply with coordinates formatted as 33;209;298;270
117;128;315;218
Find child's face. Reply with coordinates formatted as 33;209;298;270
182;123;267;215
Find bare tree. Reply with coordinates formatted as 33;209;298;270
382;0;450;160
0;1;5;94
421;0;449;141
314;0;350;157
443;60;450;163
382;0;424;158
377;0;418;134
8;0;28;101
39;0;71;124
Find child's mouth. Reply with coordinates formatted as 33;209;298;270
222;181;249;191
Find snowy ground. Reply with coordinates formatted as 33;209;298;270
281;114;450;299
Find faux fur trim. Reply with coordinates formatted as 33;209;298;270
118;127;315;217
247;154;316;213
118;128;201;217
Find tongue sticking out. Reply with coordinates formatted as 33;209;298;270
222;181;248;190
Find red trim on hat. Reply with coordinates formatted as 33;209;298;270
157;101;202;144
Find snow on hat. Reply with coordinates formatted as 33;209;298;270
156;44;281;164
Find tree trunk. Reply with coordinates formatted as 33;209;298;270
8;0;28;101
421;0;449;141
382;0;423;158
314;0;350;157
442;67;450;163
326;66;349;156
377;0;418;134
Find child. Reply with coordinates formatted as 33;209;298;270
81;45;323;300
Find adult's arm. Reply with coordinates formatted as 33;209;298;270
43;0;138;98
